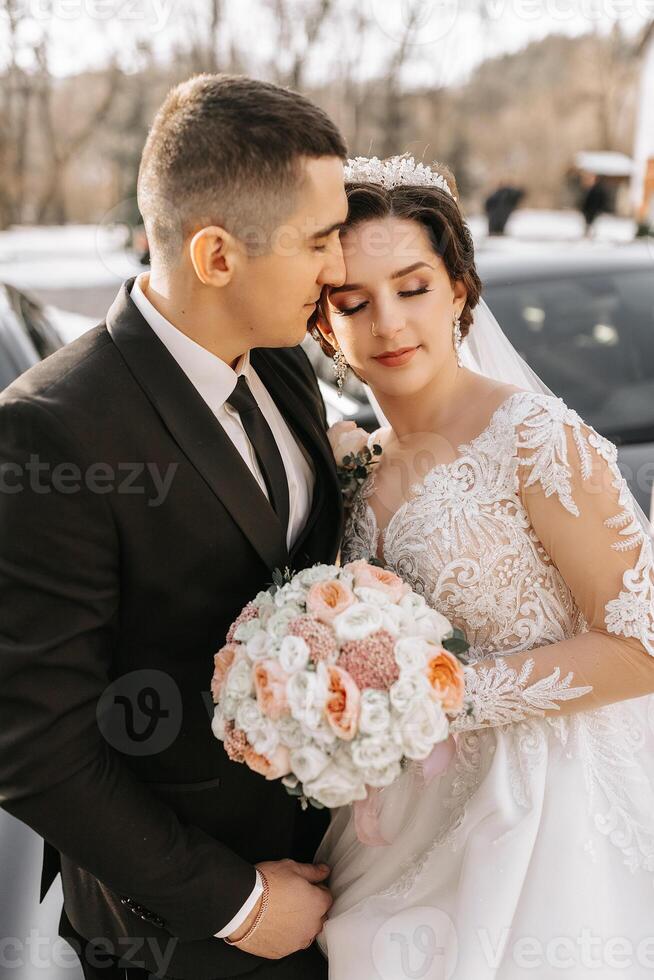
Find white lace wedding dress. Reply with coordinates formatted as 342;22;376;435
318;390;654;980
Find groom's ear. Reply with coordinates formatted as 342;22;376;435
189;225;242;288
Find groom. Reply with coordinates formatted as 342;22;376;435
0;75;348;979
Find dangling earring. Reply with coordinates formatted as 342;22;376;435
452;313;463;368
333;347;349;396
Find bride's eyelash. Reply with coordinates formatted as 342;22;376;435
337;286;432;317
398;286;432;298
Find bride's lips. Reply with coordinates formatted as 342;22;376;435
373;346;419;368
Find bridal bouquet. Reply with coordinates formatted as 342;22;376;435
210;561;468;811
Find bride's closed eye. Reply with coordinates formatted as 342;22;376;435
335;286;433;317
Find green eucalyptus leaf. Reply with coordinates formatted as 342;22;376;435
442;636;470;656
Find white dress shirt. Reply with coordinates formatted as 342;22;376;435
131;275;314;938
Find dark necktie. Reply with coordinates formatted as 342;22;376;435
226;376;290;533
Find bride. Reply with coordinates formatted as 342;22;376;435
311;156;654;980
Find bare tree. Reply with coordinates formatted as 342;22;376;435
270;0;336;89
0;0;34;226
33;40;122;223
379;0;426;157
575;24;637;151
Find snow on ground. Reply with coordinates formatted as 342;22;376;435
468;208;638;247
0;223;144;291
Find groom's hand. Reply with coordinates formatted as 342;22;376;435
226;859;332;958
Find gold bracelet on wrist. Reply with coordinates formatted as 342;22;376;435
224;871;269;946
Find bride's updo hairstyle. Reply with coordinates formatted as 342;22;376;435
315;160;482;362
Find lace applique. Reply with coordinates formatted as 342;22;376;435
516;395;654;656
341;475;378;565
450;657;594;733
573;705;654;876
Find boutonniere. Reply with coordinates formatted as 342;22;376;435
327;421;382;509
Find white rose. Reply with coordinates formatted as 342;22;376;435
399;592;429;620
235;699;264;735
327;421;369;467
234;619;262;642
353;586;389;608
257;604;274;627
411;610;454;644
303;722;337;748
250;717;280;759
274;583;307;608
211;703;227;740
267;608;300;640
351;734;402;771
221;693;239;721
303;762;368;809
394;699;449;761
254;590;275;609
289;745;331;784
276;714;305;749
394;637;432;673
380;606;403;636
362;760;402;789
246;629;271;661
279;635;310;674
296;565;340;587
428;610;455;642
233;700;279;758
287;670;327;730
333;603;383;642
224;658;254;700
389;672;431;714
359;690;392;736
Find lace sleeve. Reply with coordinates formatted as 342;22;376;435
452;397;654;733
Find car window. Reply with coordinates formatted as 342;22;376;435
12;288;61;360
483;268;654;444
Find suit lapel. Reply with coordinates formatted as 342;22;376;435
106;280;288;571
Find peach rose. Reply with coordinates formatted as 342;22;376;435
425;647;465;713
253;659;290;720
244;743;292;781
211;644;238;702
327;421;370;466
346;559;408;604
306;579;355;625
323;663;361;741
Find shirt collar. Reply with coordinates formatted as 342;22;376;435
131;273;250;411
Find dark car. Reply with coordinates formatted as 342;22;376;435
306;242;654;517
0;283;65;390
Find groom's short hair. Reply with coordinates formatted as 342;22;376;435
137;74;348;269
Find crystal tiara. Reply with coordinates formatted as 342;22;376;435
343;154;456;200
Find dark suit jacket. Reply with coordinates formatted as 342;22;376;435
0;280;343;979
